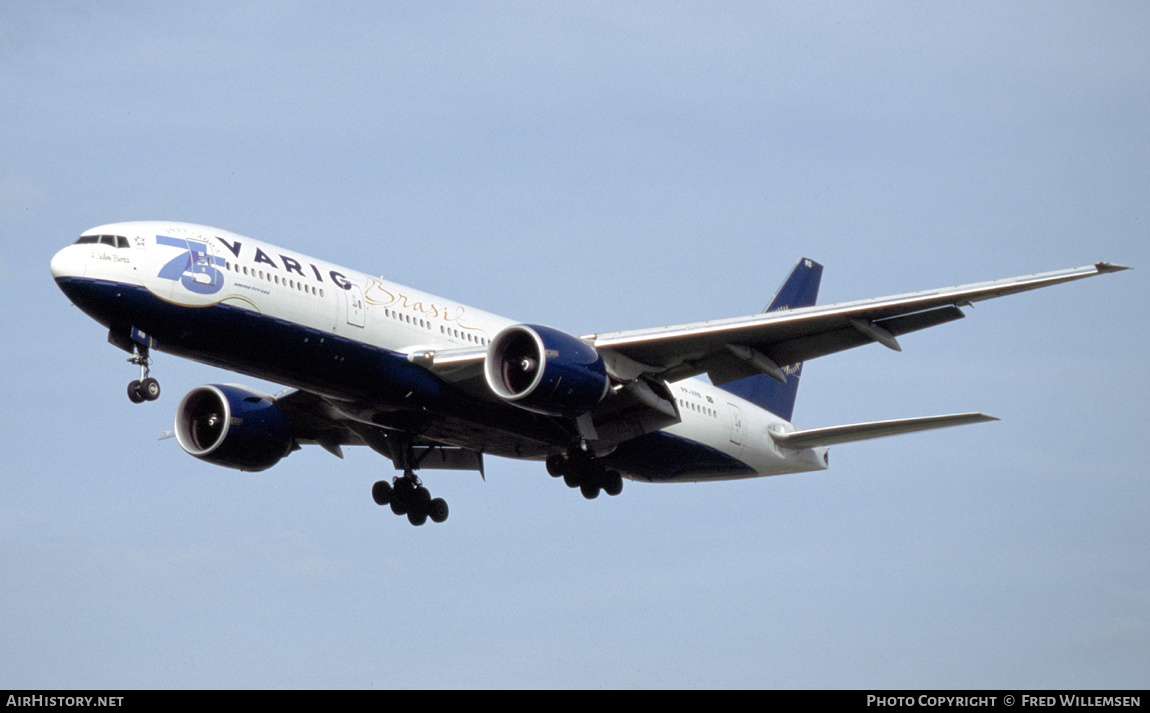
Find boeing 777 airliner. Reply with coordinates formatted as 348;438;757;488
51;222;1127;525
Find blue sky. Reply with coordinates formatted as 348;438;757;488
2;2;1147;688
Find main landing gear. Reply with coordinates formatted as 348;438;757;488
547;447;624;500
126;345;160;403
372;474;449;526
370;434;449;525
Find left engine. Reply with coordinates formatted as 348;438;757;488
174;384;293;471
484;324;610;416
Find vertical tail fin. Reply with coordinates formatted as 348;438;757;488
716;258;822;422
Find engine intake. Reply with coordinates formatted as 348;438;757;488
484;325;610;416
174;384;293;471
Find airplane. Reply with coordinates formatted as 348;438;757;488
50;222;1128;525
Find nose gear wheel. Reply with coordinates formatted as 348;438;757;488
126;345;160;403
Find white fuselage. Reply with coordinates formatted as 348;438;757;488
51;221;828;481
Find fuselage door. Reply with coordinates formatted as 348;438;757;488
187;240;218;287
346;284;366;328
727;402;744;446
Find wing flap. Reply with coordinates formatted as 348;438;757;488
274;389;488;474
765;304;967;366
770;412;998;450
664;305;967;387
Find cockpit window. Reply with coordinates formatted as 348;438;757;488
75;234;130;248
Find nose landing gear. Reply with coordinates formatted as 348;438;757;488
126;345;160;403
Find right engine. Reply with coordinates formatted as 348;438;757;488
174;384;293;472
484;324;611;416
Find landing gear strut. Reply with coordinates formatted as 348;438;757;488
126;345;160;403
547;447;624;500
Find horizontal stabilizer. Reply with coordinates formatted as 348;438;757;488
770;412;998;449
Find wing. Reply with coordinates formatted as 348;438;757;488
273;389;486;474
586;261;1129;386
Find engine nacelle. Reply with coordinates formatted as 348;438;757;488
484;324;610;416
174;384;293;471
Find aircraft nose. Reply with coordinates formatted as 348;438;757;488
50;245;86;280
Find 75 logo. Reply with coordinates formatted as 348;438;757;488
156;235;225;294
